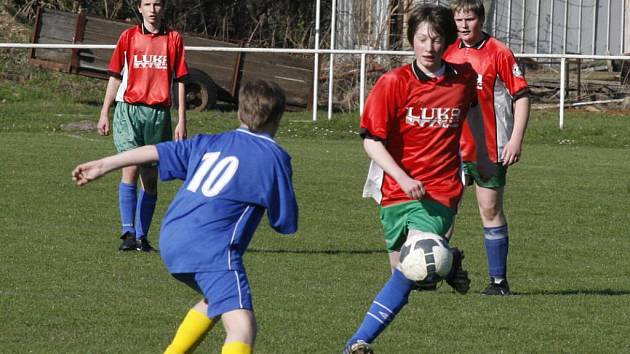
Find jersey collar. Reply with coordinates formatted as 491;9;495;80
458;32;489;49
140;23;167;36
236;128;277;144
411;61;458;81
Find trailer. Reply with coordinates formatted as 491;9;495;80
28;7;314;111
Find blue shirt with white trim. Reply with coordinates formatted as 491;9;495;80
156;128;298;273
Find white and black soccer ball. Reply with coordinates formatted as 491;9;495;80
398;232;453;282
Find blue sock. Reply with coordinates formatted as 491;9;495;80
483;224;509;279
119;182;137;236
347;269;415;346
135;190;157;240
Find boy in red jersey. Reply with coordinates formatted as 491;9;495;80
344;4;493;353
444;0;531;296
97;0;188;252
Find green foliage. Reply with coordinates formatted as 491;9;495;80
6;0;331;48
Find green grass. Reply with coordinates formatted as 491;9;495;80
2;66;630;352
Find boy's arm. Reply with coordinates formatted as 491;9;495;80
467;105;496;180
501;95;530;166
363;138;425;200
173;81;187;141
72;146;159;186
98;76;122;136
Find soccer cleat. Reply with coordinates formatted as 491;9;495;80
118;232;137;251
343;340;374;354
444;248;471;294
136;237;157;252
413;279;438;292
481;278;511;296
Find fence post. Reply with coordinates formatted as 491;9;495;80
559;57;566;129
359;53;367;116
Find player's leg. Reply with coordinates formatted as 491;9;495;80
387;250;400;272
117;166;139;250
221;310;256;354
475;184;511;295
165;273;218;353
164;299;216;354
344;201;457;351
113;102;143;250
135;165;158;251
134;104;171;251
344;267;415;351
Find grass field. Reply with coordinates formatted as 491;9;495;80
1;68;630;353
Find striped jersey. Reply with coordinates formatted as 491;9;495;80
156;129;299;273
443;34;530;163
108;24;188;107
360;62;478;210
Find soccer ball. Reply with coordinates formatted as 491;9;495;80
398;232;453;282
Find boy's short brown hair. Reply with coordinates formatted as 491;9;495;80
449;0;486;23
238;80;286;132
407;4;458;47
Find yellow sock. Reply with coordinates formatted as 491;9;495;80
164;309;214;354
221;341;252;354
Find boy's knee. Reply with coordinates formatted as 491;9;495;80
222;309;256;344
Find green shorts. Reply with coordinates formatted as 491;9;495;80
380;200;455;252
463;162;507;189
113;101;172;153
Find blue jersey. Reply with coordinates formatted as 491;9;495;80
156;128;298;273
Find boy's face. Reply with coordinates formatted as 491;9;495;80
453;10;484;46
412;22;446;73
138;0;164;27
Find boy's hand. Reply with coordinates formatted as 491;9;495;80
501;139;522;166
97;114;110;136
72;160;105;186
398;175;425;200
174;122;187;141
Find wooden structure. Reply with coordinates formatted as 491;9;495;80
29;8;314;111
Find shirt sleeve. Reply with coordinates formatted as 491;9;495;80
360;72;400;141
156;138;194;181
108;30;129;79
172;32;189;80
496;48;530;98
265;154;298;235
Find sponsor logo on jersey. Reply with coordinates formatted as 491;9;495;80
405;106;462;128
512;63;523;77
133;54;168;69
476;74;483;90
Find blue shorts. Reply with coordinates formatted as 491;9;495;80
172;270;253;318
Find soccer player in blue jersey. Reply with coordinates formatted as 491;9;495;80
73;80;298;354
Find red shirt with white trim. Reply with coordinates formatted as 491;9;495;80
443;34;530;163
108;25;188;107
360;62;478;209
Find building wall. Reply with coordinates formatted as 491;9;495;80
340;0;628;55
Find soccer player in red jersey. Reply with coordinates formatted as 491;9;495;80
344;5;493;353
443;0;531;296
97;0;188;252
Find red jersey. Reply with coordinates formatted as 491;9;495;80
443;34;529;163
108;25;188;107
361;62;478;209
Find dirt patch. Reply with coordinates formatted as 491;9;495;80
61;120;97;132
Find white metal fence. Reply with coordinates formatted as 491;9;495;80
1;43;629;128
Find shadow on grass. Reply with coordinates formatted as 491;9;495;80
248;248;386;255
514;289;630;296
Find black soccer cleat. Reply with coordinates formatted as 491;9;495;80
481;278;511;296
136;237;157;253
343;340;374;354
118;232;137;251
444;247;471;294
